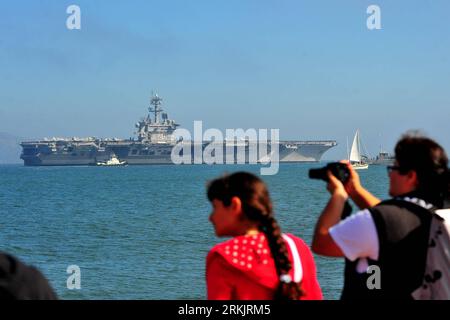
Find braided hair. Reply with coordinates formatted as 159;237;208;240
207;172;303;300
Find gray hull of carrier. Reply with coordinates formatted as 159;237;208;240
20;140;337;166
20;93;337;166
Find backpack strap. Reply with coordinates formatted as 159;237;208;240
380;197;438;216
282;234;303;283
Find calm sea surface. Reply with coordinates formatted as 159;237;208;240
0;163;389;300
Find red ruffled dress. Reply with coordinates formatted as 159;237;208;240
206;233;323;300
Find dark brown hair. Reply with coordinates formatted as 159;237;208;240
395;132;449;208
207;171;303;300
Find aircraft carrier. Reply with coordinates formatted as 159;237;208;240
20;93;337;166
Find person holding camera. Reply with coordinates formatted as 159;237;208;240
311;132;449;299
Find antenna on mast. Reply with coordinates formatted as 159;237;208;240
149;91;163;123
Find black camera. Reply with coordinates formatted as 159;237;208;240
309;162;350;184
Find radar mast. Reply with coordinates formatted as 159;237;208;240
149;91;163;123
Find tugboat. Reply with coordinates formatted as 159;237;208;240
96;154;127;166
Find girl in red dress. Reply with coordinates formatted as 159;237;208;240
206;172;323;300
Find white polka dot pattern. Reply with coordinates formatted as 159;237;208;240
218;234;275;271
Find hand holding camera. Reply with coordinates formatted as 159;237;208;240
310;161;381;210
340;161;363;198
325;170;348;198
309;162;353;219
309;161;362;199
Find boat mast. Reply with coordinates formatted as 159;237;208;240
346;136;349;161
357;129;361;163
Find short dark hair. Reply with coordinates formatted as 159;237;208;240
395;132;449;208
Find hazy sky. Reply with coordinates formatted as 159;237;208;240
1;0;449;160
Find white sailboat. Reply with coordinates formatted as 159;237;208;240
349;130;369;170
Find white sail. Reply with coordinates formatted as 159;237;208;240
349;129;369;170
349;130;361;162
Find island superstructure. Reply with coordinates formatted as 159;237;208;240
20;93;337;166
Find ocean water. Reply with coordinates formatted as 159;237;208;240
0;163;390;300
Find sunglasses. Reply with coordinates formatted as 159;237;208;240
386;165;408;174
